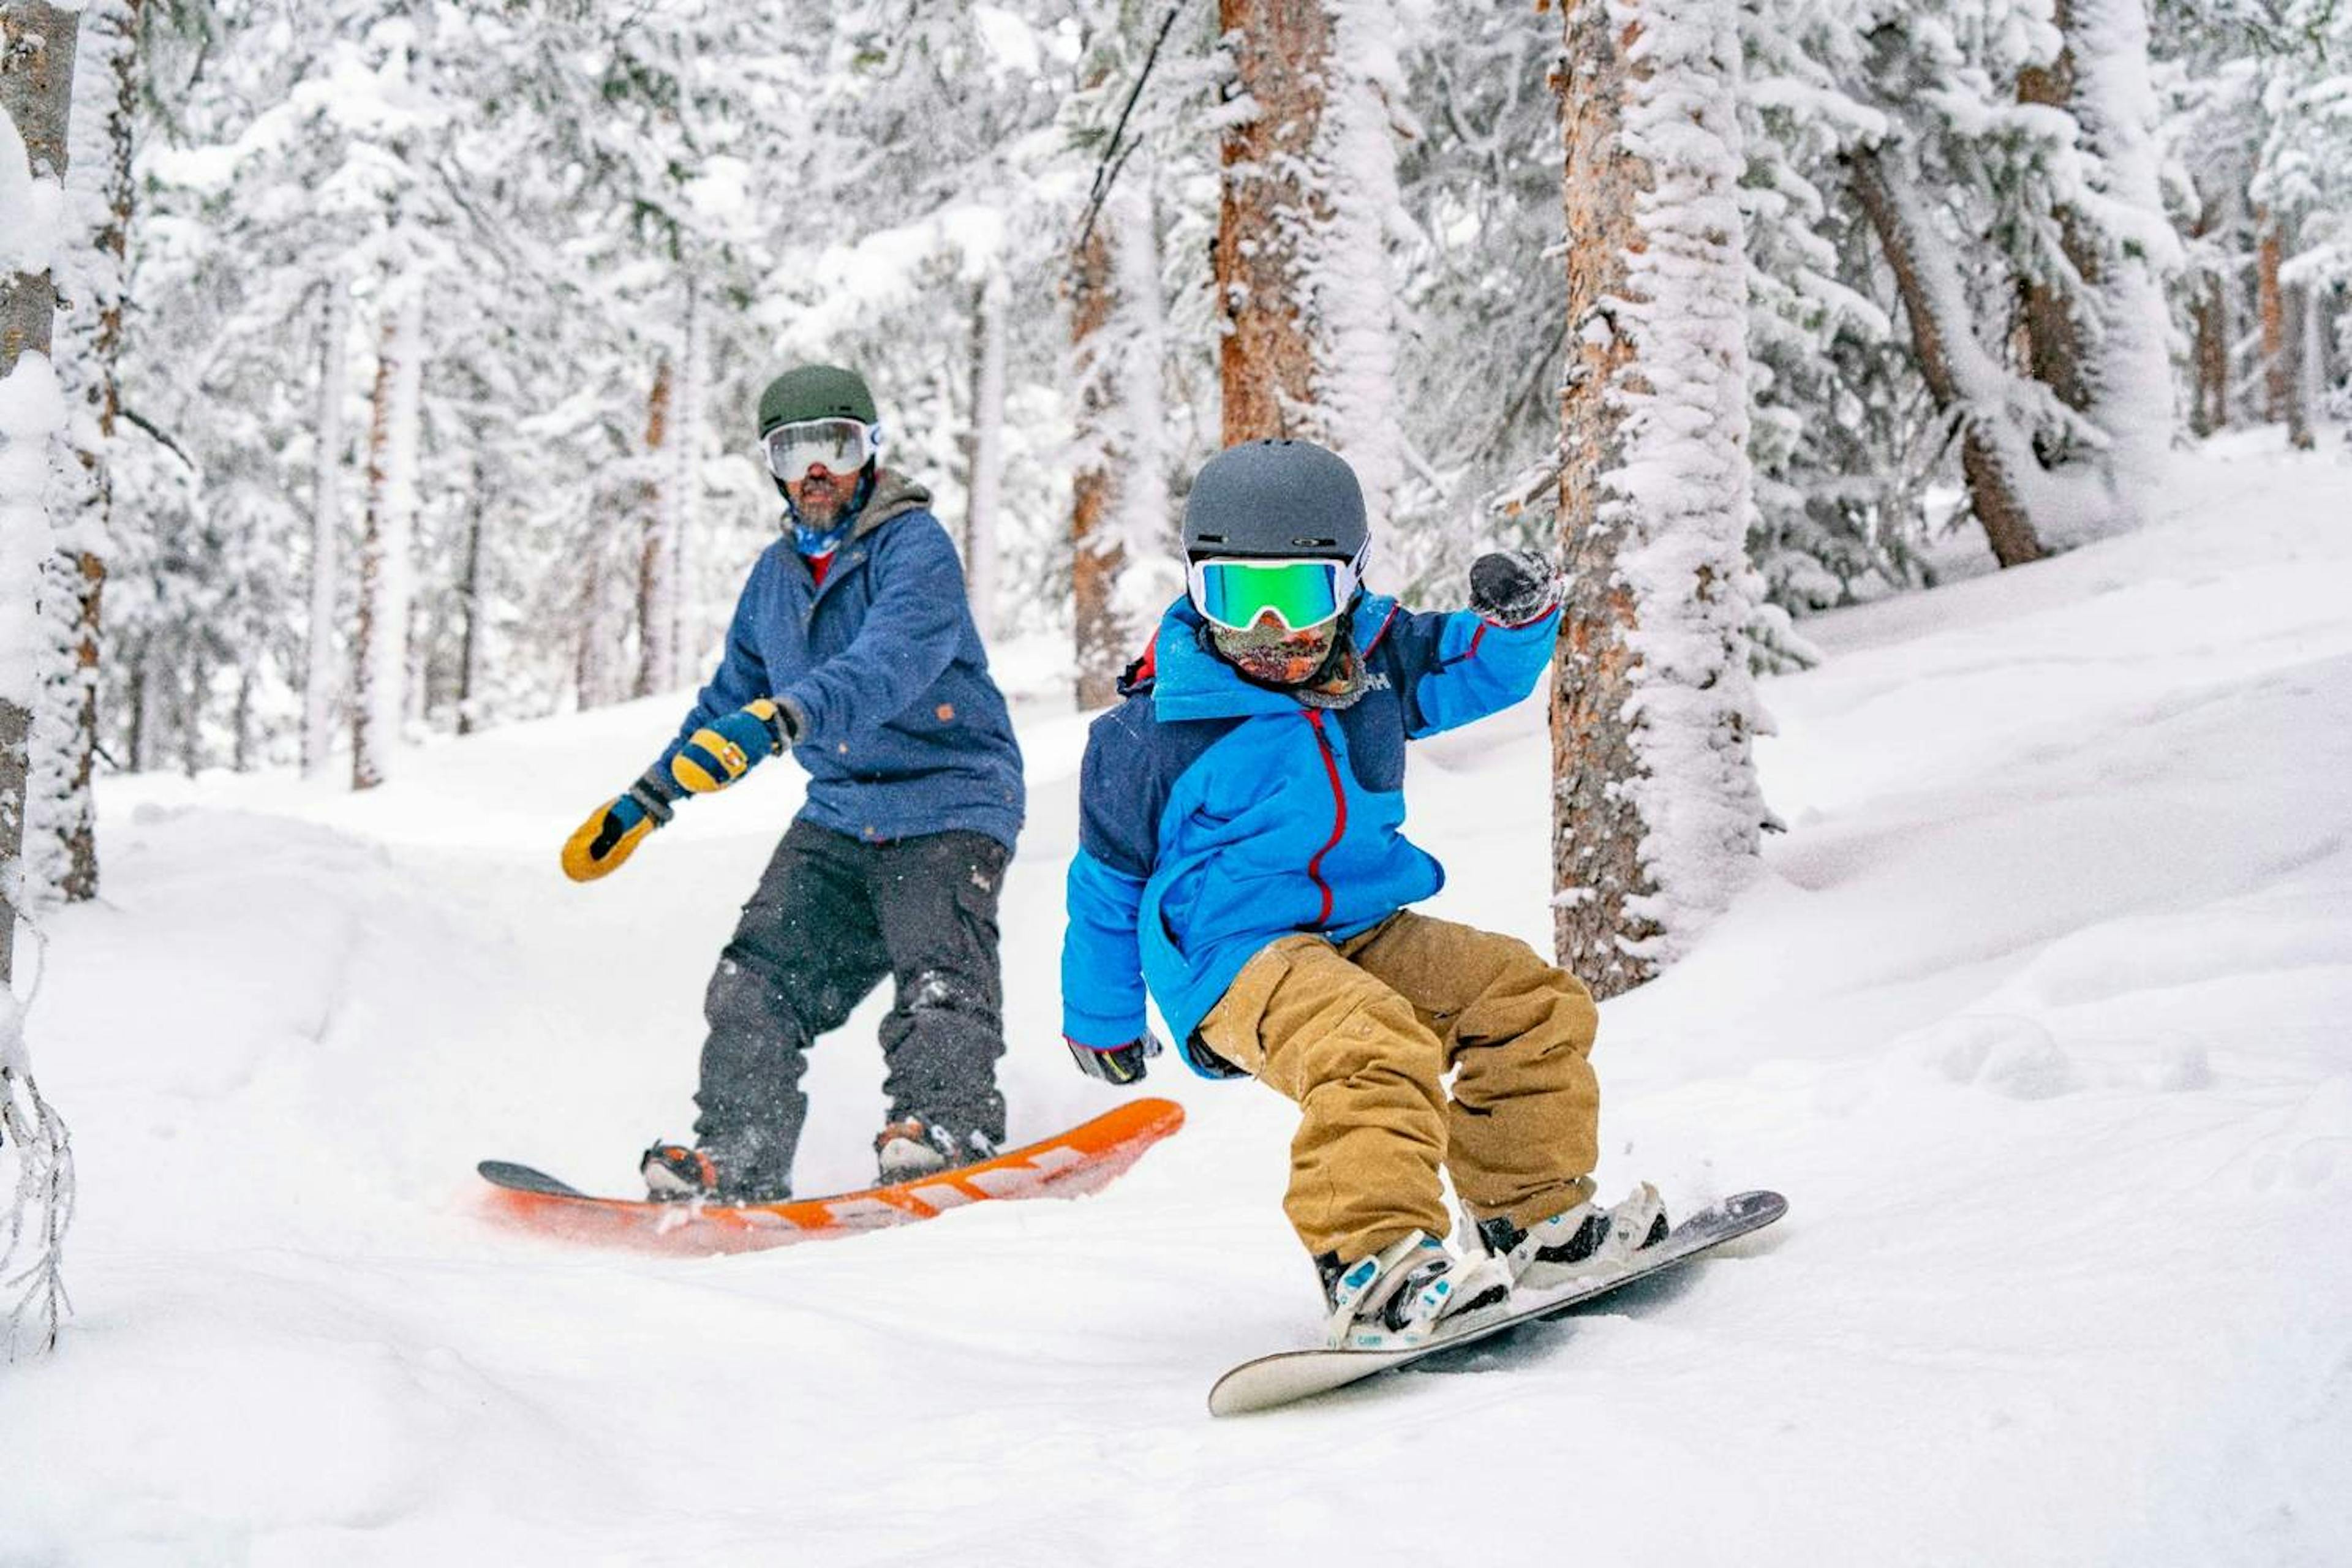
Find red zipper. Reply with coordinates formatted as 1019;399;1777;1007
1305;710;1347;925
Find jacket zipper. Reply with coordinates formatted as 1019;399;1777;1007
1305;710;1347;926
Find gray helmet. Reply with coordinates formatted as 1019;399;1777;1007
1182;439;1367;562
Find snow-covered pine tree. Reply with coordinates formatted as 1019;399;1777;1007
2146;0;2348;441
1552;0;1769;998
1734;0;1926;626
2245;0;2351;447
2018;0;2181;501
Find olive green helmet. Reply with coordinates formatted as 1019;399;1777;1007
756;364;878;436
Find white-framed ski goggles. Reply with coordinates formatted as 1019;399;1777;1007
760;417;883;483
1186;547;1366;633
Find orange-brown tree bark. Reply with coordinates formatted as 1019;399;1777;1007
1848;146;2047;569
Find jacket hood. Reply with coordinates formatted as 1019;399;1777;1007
851;468;932;541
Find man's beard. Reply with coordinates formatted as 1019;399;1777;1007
794;472;858;529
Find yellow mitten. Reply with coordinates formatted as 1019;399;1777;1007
561;778;674;883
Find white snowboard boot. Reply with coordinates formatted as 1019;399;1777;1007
1317;1231;1514;1351
1473;1182;1670;1295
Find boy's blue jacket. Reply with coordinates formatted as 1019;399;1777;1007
1060;591;1559;1074
658;471;1023;851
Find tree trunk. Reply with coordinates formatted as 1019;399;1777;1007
1;0;83;986
1213;0;1403;524
2013;8;2094;425
2189;198;2228;439
178;647;203;777
36;0;133;905
635;353;674;698
2288;283;2316;452
1551;0;1766;1000
2259;207;2288;427
304;275;350;775
963;271;1006;641
1215;0;1327;444
2057;0;2177;484
671;287;699;676
122;641;144;773
456;453;485;735
1070;217;1129;710
575;537;627;710
1848;145;2048;568
0;697;24;986
1069;164;1168;710
352;285;423;791
230;668;254;772
0;2;77;368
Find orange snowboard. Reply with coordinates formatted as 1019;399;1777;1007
478;1097;1183;1256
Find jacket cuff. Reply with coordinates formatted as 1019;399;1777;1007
773;694;811;746
633;764;685;813
1480;600;1562;633
1062;1007;1147;1052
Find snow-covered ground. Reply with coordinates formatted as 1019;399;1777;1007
6;434;2350;1566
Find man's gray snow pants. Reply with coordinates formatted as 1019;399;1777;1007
693;819;1009;1191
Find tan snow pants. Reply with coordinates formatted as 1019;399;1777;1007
1194;911;1600;1263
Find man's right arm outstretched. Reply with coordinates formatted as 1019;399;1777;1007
561;565;773;883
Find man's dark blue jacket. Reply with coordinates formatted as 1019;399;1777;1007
658;471;1023;851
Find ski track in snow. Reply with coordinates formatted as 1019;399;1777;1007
5;435;2350;1565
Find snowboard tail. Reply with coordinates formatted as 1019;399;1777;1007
478;1097;1183;1256
1208;1188;1787;1416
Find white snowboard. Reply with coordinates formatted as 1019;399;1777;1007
1208;1188;1788;1417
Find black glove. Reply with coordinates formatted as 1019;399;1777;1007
1066;1034;1162;1085
1469;549;1562;627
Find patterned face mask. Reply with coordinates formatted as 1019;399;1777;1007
1207;616;1341;687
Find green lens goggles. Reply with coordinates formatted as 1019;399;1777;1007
1186;551;1364;633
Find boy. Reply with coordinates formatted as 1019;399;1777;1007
1060;439;1662;1348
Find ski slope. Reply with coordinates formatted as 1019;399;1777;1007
6;434;2349;1565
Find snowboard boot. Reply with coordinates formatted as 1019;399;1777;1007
639;1136;790;1205
1473;1182;1670;1294
873;1117;998;1184
1316;1230;1514;1351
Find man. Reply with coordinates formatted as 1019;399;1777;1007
563;364;1024;1204
1059;438;1663;1349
